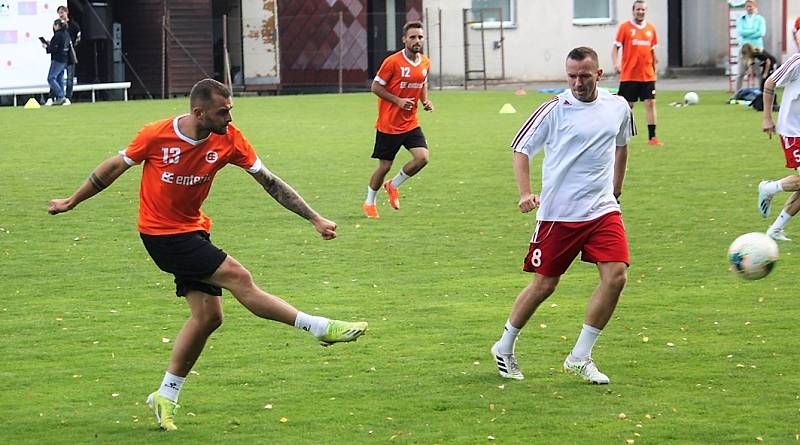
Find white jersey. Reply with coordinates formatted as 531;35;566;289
511;89;635;222
770;53;800;137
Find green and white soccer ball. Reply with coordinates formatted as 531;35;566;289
728;232;779;280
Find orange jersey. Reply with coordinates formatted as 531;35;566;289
120;116;262;235
374;50;430;134
614;20;658;82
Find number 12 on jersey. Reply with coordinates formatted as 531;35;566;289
162;147;181;164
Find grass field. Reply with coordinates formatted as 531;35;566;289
1;88;798;444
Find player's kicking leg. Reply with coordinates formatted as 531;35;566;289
562;262;625;385
209;256;368;345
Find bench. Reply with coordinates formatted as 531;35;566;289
0;82;132;106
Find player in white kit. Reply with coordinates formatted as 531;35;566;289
491;47;635;384
756;53;800;241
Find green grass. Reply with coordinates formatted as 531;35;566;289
1;90;798;444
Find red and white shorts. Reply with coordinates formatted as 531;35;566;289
780;136;800;169
523;211;630;277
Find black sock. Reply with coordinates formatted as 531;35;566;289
648;124;656;139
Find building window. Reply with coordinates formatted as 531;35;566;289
470;0;515;28
573;0;614;26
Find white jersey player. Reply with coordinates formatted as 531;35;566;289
492;47;634;385
756;53;800;241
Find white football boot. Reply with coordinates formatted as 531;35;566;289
563;356;609;384
758;181;774;219
767;228;791;241
491;341;524;380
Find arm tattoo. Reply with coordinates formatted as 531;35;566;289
252;167;318;220
89;173;108;191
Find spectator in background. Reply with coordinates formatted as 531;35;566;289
793;17;800;53
58;5;80;104
42;18;70;106
741;43;777;90
735;0;766;92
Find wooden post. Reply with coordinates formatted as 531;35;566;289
223;13;232;90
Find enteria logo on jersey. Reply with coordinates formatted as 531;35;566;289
160;172;211;186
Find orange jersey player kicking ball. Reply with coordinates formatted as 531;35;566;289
362;21;433;219
48;79;368;432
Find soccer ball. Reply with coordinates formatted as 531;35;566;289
728;232;779;280
683;91;699;105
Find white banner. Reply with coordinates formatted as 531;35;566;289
0;2;60;88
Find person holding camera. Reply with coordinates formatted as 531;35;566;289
58;5;80;103
41;19;70;106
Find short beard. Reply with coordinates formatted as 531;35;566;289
209;125;228;135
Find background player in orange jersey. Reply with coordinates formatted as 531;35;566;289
362;21;433;219
48;79;368;432
612;0;662;146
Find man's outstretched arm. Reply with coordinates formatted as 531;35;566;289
48;155;131;214
249;166;337;240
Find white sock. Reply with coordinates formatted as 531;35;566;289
390;169;411;188
497;320;521;354
294;311;329;338
570;324;602;360
365;186;378;205
769;210;793;231
158;371;186;403
763;180;784;195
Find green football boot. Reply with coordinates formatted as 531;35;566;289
146;392;179;431
317;320;368;347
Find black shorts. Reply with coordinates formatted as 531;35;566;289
618;81;656;102
140;231;227;297
372;127;428;161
